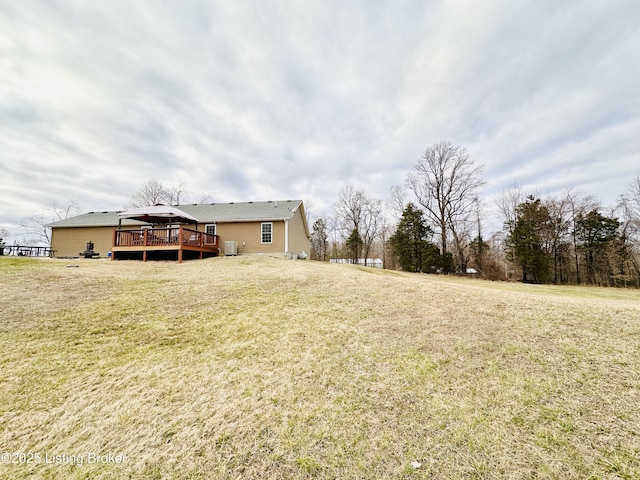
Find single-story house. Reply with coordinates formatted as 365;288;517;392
47;200;310;261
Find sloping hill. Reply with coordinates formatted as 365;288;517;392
1;256;639;479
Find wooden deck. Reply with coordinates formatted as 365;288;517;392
112;226;219;262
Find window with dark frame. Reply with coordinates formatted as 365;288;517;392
261;222;272;244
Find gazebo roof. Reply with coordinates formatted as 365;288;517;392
117;205;198;224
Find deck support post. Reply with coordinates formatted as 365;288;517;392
112;230;117;260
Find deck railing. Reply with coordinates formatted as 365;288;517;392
114;226;218;250
1;245;56;257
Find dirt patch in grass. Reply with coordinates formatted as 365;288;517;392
1;256;639;479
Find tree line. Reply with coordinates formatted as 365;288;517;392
310;141;640;287
5;144;639;288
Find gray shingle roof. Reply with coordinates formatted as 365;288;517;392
178;200;303;223
48;200;305;228
47;212;147;228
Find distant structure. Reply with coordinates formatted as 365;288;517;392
330;258;383;269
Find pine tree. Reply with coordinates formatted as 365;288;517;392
575;209;620;285
389;204;438;272
506;196;554;283
345;228;363;264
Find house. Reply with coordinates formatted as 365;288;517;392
48;200;310;261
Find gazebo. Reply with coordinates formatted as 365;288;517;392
111;205;219;262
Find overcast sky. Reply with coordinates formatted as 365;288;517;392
1;0;639;242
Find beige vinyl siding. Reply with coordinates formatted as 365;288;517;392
209;221;286;256
51;226;115;258
287;207;311;256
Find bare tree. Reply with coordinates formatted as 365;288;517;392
326;214;342;260
565;189;599;284
619;175;640;278
310;217;329;261
334;185;365;235
333;185;383;266
387;184;408;223
195;193;212;204
407;141;484;272
303;198;316;233
21;215;52;244
620;176;640;241
545;194;572;284
131;180;205;206
52;199;80;221
361;197;383;265
128;179;171;208
0;227;8;254
623;174;640;222
615;199;640;280
450;214;474;273
167;180;187;205
21;200;80;245
497;184;530;229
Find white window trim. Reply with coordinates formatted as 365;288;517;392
261;222;273;244
205;224;217;236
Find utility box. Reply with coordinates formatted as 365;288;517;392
224;241;238;256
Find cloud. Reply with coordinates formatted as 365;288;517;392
1;0;639;243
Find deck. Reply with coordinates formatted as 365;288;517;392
112;226;219;262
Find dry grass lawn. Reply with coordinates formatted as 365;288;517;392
0;255;639;479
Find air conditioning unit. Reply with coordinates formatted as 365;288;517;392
224;241;238;256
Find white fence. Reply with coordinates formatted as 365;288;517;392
329;258;383;268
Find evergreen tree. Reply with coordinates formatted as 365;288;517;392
389;204;438;272
575;209;620;285
506;196;554;283
345;228;363;264
469;234;490;274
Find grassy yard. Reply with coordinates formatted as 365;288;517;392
0;255;639;479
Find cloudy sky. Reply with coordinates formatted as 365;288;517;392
1;0;639;241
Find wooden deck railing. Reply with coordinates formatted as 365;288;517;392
114;226;218;250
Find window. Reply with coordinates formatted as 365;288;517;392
204;224;217;245
205;224;216;236
261;222;272;244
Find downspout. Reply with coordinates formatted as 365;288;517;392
284;218;289;257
